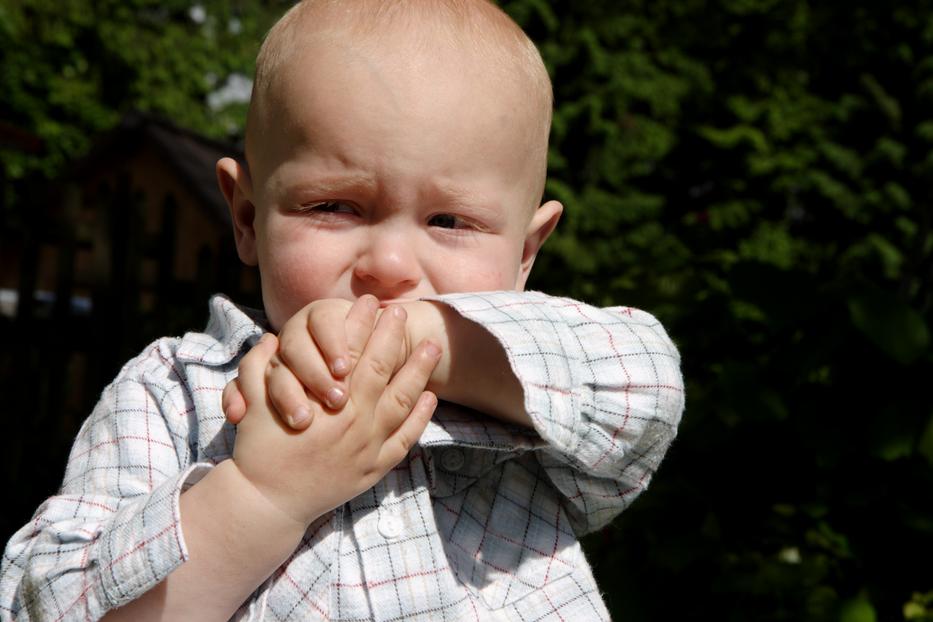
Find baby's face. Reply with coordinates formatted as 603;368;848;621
236;33;558;330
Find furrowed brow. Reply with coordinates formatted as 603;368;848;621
431;182;503;218
286;173;377;199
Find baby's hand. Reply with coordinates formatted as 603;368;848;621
231;306;441;526
223;295;381;429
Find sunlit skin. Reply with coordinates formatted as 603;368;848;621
221;31;560;331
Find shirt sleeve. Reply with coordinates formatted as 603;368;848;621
425;290;685;534
0;339;208;621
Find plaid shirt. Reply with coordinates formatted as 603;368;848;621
1;291;684;621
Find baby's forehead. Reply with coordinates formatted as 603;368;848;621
247;0;552;206
253;0;550;114
261;0;527;55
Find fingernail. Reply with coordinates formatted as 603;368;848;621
325;387;345;409
291;407;310;427
424;341;441;359
392;306;406;319
332;357;349;376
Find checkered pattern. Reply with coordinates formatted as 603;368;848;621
1;291;684;621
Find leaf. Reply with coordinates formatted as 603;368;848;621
839;593;877;622
874;433;914;461
861;74;901;128
848;289;930;365
698;124;770;153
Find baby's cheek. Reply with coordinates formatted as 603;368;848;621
261;255;329;327
436;261;514;293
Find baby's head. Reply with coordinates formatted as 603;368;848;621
218;0;562;330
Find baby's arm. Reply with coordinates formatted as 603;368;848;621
1;340;208;620
100;337;306;621
257;298;529;430
425;291;686;532
402;300;531;426
271;291;685;533
104;307;441;620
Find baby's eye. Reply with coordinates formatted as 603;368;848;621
428;213;466;229
303;201;356;214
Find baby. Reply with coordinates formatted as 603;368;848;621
0;1;684;621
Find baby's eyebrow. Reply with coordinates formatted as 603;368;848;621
430;183;501;214
287;174;377;198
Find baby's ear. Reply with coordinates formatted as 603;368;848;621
516;200;562;290
217;157;259;266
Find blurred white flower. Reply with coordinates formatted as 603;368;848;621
778;546;801;564
207;73;253;109
189;4;207;24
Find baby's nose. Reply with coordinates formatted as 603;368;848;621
352;229;422;298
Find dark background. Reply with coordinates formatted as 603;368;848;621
2;1;932;620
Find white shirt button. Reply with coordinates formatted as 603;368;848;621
440;448;465;472
378;515;403;540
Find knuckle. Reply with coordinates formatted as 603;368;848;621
356;438;374;456
365;355;394;379
263;359;278;381
389;389;415;413
339;406;358;427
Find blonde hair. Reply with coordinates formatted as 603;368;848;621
247;0;553;203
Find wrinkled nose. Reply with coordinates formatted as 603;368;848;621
352;227;422;299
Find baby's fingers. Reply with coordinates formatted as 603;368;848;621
376;340;442;438
377;391;438;469
222;380;247;425
278;317;348;411
266;356;314;430
306;300;360;379
344;295;379;367
354;306;408;406
237;333;279;406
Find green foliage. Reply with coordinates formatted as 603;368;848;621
2;0;932;620
505;0;933;619
0;0;288;178
905;591;933;621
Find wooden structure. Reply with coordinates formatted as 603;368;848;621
0;114;259;541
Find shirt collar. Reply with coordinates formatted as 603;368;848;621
175;294;269;366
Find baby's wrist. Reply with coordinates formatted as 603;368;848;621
399;300;446;349
224;459;321;531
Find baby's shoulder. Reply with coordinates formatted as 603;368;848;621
113;295;265;384
100;296;262;418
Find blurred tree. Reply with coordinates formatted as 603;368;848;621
0;0;288;182
505;0;933;620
